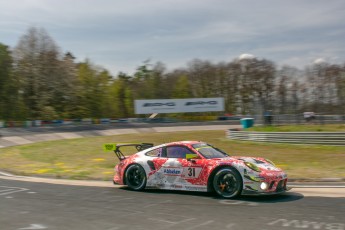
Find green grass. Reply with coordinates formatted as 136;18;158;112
0;130;344;180
247;124;345;132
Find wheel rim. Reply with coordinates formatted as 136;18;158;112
127;166;145;189
214;170;240;197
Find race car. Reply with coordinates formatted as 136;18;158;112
103;141;288;198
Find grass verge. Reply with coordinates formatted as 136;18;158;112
0;130;344;180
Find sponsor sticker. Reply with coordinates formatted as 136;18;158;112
170;184;183;189
163;168;182;176
143;102;176;107
103;143;116;151
185;186;207;192
185;101;218;106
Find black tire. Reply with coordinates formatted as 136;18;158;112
213;167;242;198
125;164;147;191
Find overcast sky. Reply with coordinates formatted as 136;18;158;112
1;0;345;75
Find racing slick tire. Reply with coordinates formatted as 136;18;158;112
125;164;147;191
212;167;242;198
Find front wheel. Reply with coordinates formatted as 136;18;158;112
213;167;242;198
125;164;147;191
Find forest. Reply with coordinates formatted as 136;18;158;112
1;27;345;121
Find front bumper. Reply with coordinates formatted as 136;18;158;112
242;184;291;196
242;173;289;195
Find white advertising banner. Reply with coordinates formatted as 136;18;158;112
134;98;224;114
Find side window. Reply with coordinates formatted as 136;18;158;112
146;147;163;157
166;146;193;159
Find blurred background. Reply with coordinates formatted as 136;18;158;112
1;0;345;125
0;27;344;125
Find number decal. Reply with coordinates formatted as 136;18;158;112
183;167;201;178
188;167;196;177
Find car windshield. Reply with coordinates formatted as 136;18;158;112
192;143;229;159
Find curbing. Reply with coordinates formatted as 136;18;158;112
0;171;120;188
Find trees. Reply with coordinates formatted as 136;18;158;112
0;43;16;119
0;44;12;106
0;43;11;118
57;52;79;118
110;73;132;118
10;27;115;120
2;26;345;121
74;61;112;118
233;57;276;115
187;59;216;98
131;61;168;100
275;66;302;114
304;62;344;113
172;75;192;98
336;64;345;114
12;27;62;119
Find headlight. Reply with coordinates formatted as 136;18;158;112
265;159;275;166
244;162;261;172
260;182;268;190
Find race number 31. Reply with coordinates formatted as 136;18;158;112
188;167;195;177
183;167;202;178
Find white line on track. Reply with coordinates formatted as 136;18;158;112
0;186;29;196
0;171;15;177
289;185;345;188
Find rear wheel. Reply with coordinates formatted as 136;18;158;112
125;164;147;191
213;167;242;198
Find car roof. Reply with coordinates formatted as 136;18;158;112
165;141;203;146
137;141;205;154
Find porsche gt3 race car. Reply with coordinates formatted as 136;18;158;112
103;141;288;198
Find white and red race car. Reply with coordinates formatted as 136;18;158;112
104;141;288;198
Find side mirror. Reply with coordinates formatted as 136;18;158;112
186;154;200;161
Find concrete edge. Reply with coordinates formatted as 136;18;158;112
0;172;121;188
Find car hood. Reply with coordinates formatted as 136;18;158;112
224;156;282;172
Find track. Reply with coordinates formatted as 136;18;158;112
1;177;344;230
0;122;240;148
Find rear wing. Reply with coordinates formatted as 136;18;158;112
103;143;154;161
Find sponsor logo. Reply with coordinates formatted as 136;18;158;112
171;184;183;188
143;102;176;107
102;143;116;151
185;101;218;106
163;168;181;175
185;186;207;192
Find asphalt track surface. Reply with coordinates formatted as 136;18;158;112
1;176;344;230
0;121;243;148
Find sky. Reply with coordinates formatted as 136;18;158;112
1;0;345;75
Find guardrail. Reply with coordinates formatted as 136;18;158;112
0;118;180;128
226;130;345;145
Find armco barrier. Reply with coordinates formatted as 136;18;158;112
226;130;345;145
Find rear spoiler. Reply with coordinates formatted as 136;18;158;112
103;143;154;161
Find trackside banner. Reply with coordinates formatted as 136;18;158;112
134;98;224;114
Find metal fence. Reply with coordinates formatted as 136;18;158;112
239;114;345;125
272;114;345;125
226;130;345;145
